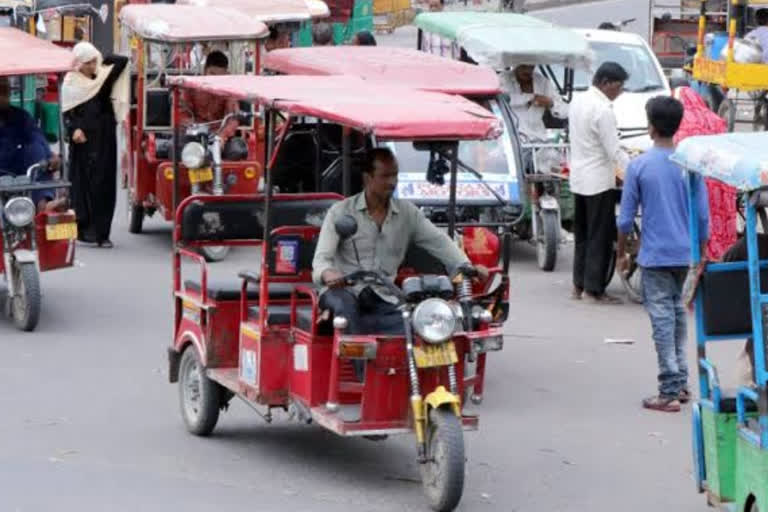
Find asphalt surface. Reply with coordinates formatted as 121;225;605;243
0;15;745;512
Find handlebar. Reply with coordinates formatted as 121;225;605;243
187;111;252;135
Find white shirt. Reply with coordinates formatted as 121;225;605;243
568;86;630;196
503;71;568;142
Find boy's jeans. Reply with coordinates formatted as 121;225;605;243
641;267;688;399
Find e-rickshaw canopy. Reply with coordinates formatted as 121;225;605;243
671;132;768;192
414;12;592;70
0;26;74;75
264;47;502;96
168;74;502;140
118;4;270;43
175;0;329;23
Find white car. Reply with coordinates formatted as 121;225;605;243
571;28;671;151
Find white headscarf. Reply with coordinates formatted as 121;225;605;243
62;42;113;113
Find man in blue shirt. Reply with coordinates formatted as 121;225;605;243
617;96;709;413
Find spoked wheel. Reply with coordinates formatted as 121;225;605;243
127;193;144;234
604;245;617;289
420;408;465;512
199;245;231;262
536;210;558;272
179;345;221;436
11;262;41;332
718;98;736;132
620;222;643;304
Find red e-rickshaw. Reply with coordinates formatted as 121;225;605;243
0;27;78;331
166;74;509;511
117;5;269;259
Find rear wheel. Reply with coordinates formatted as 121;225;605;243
127;194;144;234
536;210;558;272
420;407;465;512
620;223;643;304
11;262;41;332
199;245;230;262
179;345;221;436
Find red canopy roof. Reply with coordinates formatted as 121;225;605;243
264;47;501;96
176;0;329;22
118;4;269;42
0;27;74;76
169;75;501;140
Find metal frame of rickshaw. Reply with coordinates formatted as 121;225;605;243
691;0;768;131
677;132;768;511
412;12;592;272
0;27;79;330
117;4;269;233
165;74;509;510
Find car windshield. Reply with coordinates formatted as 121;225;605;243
573;41;665;93
388;99;516;178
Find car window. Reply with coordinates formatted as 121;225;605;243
571;41;665;93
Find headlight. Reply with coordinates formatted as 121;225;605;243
412;298;457;344
181;142;206;169
4;197;35;227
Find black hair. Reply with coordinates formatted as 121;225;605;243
354;30;376;46
312;22;333;46
597;22;618;30
364;147;395;175
645;96;684;138
205;50;229;70
756;9;768;26
592;61;629;86
269;27;280;40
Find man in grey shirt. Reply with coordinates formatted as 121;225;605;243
312;148;487;335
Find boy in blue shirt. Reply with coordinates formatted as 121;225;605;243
617;96;709;413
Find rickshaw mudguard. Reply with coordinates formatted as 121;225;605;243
424;385;461;418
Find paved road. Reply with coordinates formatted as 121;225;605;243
0;24;743;512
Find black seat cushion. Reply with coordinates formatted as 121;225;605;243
248;305;313;326
701;269;768;335
184;278;312;302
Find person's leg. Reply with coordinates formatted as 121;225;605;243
584;189;617;298
365;298;405;335
319;288;362;334
572;193;588;297
672;269;689;399
641;268;682;411
94;134;118;245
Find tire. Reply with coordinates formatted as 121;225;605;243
604;246;617;289
420;407;465;512
178;345;221;436
12;262;41;332
702;84;724;114
199;245;230;262
536;210;558;272
128;199;144;234
718;98;736;132
620;223;643;304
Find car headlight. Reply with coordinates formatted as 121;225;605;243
412;298;457;344
181;142;206;169
4;197;35;227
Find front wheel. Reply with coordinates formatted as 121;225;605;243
127;196;144;234
11;262;41;332
536;210;558;271
179;345;221;436
420;407;465;512
199;245;230;262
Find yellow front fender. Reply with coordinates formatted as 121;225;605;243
424;385;461;418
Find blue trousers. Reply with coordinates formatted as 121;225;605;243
641;267;688;398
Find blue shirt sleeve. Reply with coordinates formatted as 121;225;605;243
696;174;710;241
23;111;52;161
617;160;640;235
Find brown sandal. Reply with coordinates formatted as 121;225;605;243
642;395;681;412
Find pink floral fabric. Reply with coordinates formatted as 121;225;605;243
673;87;737;261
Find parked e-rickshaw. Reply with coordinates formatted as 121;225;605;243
175;0;330;58
166;74;508;512
677;132;768;510
0;27;78;331
412;13;591;271
117;4;268;260
692;0;768;131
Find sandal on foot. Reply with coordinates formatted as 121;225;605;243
642;395;681;412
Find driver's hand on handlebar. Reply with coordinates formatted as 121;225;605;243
321;268;345;288
532;95;553;108
72;129;87;144
474;265;490;283
49;155;60;171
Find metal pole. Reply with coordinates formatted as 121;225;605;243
171;86;180;214
447;143;458;240
57;74;68;182
342;126;351;196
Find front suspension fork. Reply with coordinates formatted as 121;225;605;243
402;309;427;460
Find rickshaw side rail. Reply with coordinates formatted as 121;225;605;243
177;248;208;304
291;285;319;338
309;407;479;437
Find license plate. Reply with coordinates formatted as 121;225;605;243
45;223;77;241
414;342;458;368
188;167;213;184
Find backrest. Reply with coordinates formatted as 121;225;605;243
701;268;768;336
146;89;172;128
